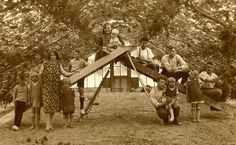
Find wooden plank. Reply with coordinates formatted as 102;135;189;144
117;54;167;81
68;46;136;85
203;96;235;116
78;69;110;121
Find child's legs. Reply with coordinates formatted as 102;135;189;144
165;103;174;121
173;99;180;109
79;87;85;109
196;103;201;121
69;113;73;120
64;112;69;125
78;79;85;109
49;113;54;128
35;107;41;127
14;101;26;127
31;107;36;126
191;103;196;121
45;113;50;129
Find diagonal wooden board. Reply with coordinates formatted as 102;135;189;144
68;46;136;85
203;95;235;116
117;54;167;81
118;54;236;116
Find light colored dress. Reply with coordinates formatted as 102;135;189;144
29;82;42;107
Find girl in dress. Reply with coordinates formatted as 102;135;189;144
29;72;42;130
186;70;204;122
61;78;75;128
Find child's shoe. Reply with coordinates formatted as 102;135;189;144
28;126;35;130
35;125;39;130
11;125;20;131
169;115;174;122
69;124;74;128
80;109;85;115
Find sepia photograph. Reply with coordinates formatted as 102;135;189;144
0;0;236;144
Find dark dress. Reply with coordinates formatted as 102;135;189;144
42;61;61;113
186;79;204;103
61;87;75;115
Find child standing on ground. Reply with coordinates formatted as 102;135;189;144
186;70;204;122
29;72;42;130
69;49;88;115
164;77;180;122
61;78;75;128
11;73;29;131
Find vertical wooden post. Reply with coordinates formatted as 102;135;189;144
110;62;114;92
127;68;131;92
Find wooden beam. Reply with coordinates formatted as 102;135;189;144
117;55;167;81
68;46;136;85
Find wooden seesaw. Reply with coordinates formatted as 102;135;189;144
68;46;236;120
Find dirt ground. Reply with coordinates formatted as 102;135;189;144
0;92;235;145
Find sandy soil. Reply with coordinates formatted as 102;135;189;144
0;92;235;145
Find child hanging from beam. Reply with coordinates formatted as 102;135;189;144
69;49;88;115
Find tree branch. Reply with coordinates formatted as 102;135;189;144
185;1;227;28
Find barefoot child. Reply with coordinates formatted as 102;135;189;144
29;72;42;130
164;77;180;122
69;49;88;115
11;73;29;131
186;70;204;122
61;78;75;128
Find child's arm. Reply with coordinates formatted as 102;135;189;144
39;85;43;107
60;64;75;77
26;86;31;106
13;86;17;103
186;83;189;103
83;59;88;68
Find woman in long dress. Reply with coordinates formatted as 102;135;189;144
39;51;73;131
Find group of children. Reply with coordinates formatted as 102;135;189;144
11;72;41;131
155;69;205;124
11;49;87;131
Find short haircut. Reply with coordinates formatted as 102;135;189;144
140;37;149;42
155;76;167;82
166;45;175;51
18;73;25;81
74;49;81;54
206;61;213;65
111;29;119;35
168;77;176;82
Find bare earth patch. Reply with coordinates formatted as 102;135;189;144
0;92;235;145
